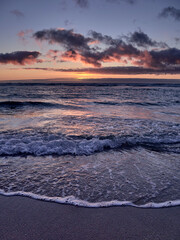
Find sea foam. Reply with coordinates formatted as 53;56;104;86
0;190;180;208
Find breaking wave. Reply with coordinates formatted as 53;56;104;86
0;133;179;156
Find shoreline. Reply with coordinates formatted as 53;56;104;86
0;195;180;240
0;191;180;208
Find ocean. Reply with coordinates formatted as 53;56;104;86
0;81;180;208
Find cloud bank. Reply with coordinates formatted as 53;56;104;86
24;66;180;75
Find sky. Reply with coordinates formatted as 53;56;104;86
0;0;180;81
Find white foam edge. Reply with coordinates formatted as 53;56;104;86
0;190;180;208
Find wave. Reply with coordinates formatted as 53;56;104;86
1;100;179;110
0;190;179;208
94;101;180;106
0;134;179;156
0;101;83;110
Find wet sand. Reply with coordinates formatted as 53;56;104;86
0;195;179;240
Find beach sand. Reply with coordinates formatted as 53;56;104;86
0;195;179;240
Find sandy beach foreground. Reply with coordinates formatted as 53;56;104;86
0;195;179;240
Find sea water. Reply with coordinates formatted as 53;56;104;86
0;82;180;207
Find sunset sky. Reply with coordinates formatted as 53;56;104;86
1;0;180;81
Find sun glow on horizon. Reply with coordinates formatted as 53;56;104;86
76;73;98;79
0;67;180;82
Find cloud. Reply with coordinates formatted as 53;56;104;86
175;38;180;44
106;0;136;4
0;51;41;65
61;49;104;67
89;30;167;48
148;48;180;67
159;6;180;21
64;19;72;26
73;0;89;8
61;49;80;62
58;40;140;67
33;28;92;51
59;0;67;10
81;43;140;67
32;28;180;69
89;30;122;46
46;50;61;61
24;66;180;75
62;0;135;10
17;29;33;38
10;9;24;18
17;29;33;43
125;30;168;48
60;46;180;68
84;66;180;75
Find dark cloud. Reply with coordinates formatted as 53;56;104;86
73;0;89;8
159;6;180;21
89;30;167;49
32;28;180;69
66;46;180;69
89;30;123;46
85;66;180;75
126;30;168;48
10;9;24;17
130;48;180;69
60;41;140;67
72;0;136;8
106;0;136;4
24;66;180;75
0;51;41;65
148;48;180;68
64;0;136;10
61;49;103;67
85;43;140;66
33;28;92;51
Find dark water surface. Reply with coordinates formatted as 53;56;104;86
0;82;179;207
